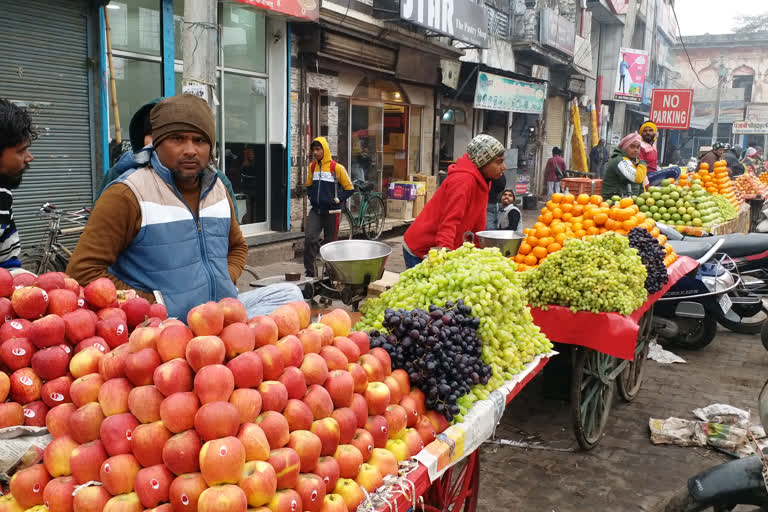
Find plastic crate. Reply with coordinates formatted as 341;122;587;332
560;178;602;196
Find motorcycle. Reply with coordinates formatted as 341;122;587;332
657;223;768;335
657;380;768;511
653;238;741;350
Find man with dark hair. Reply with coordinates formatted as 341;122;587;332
498;189;521;231
544;147;565;197
0;99;36;269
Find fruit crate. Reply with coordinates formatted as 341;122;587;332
560;178;602;196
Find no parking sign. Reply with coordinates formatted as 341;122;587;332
649;89;693;130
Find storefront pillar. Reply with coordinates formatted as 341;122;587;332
161;0;175;96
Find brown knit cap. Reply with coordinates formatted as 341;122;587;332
150;94;216;149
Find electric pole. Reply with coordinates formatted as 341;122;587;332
182;0;217;111
712;64;727;144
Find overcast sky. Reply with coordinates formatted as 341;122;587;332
675;0;764;35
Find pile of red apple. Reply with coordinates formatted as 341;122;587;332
0;273;449;512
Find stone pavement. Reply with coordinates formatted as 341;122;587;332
241;210;768;511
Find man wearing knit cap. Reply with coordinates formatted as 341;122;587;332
638;121;658;174
402;134;506;269
67;95;302;319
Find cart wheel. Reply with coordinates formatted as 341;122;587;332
617;310;652;402
571;347;617;450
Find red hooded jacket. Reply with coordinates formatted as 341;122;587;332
403;155;490;258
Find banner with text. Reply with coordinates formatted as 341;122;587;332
614;48;648;103
400;0;488;48
649;89;693;130
474;72;546;114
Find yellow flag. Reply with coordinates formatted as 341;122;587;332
570;102;589;173
591;109;599;148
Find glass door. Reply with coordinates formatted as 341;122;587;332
350;103;383;191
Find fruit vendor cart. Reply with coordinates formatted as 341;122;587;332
529;256;698;450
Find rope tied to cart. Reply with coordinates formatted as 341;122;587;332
358;459;422;512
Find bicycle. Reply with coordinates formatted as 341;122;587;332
21;203;90;274
336;180;386;240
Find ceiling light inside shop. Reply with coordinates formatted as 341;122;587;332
106;3;121;8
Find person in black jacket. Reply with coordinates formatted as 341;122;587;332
722;144;745;177
486;175;506;230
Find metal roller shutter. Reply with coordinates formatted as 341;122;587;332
0;0;94;250
544;95;566;147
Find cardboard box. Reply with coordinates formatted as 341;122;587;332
387;199;414;220
411;173;437;201
412;195;426;217
388;181;425;200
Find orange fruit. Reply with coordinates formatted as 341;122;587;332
587;226;600;235
562;212;573;222
598;227;608;234
551;223;566;235
699;162;709;170
555;233;567;244
615;229;628;236
552;207;563;219
535;226;550;238
582;219;595;229
532;246;548;259
533;222;546;230
573;204;584;216
546;201;556;211
524;254;538;266
589;195;603;205
563;193;575;204
539;237;554;247
576;194;590;205
541;212;553;224
547;242;562;253
575;229;587;238
594;213;608;226
551;193;564;204
514;254;526;263
622;218;637;231
518;242;532;255
561;203;574;214
619;197;634;208
651;227;660;238
658;235;667;245
526;235;539;247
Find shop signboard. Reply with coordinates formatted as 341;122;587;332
613;48;648;103
474;71;546;114
649;89;693;130
234;0;319;21
733;121;768;134
400;0;489;48
746;104;768;123
539;8;575;56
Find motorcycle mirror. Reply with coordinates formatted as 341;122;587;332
759;379;768;430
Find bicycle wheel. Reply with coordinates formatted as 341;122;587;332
617;310;652;401
335;211;355;240
361;196;386;240
571;346;617;450
20;250;66;274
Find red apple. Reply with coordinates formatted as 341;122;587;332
350;429;375;463
314;456;340;494
287;430;322;472
99;344;129;380
370;348;391;376
286;301;311;329
347;363;368;394
303;384;333;420
157;325;193;362
384;405;408;439
267;448;301;489
30;314;66;349
22;400;48;427
71;440;109;484
45;402;76;438
220;322;256;359
100;412;140;456
9;463;51;509
331;337;360;364
230;388;263;424
187;302;224;337
267;489;302;512
364;415;389;449
319;310;351;338
333;478;364;511
0;368;8;401
296;473;325;512
319;346;348;372
382;376;402;404
44;434;79;476
75;336;108;354
324;370;354;408
96;317;129;350
62;309;97;344
72;484;111;512
347;331;370;356
97;307;127;322
186;336;226;372
69;346;104;379
124;347;161;386
194;364;234;404
278;366;307;400
401;428;425;457
359;354;384;383
162;430;202;475
258;380;288;413
128;385;164;423
269;305;300;338
219;297;248;326
330;408;357;445
0;267;13;296
355;463;382;493
276;335;303;368
282;399;313;432
153;358;193;396
159;318;184;328
103;492;142;512
254;411;290;449
248;316;279;348
131;421;172;467
333;444;363;479
100;453;141;495
321;494;347;512
300;353;328;387
414;415;436;445
390;369;410;395
296;328;322;355
84;278;117;309
256;345;284;382
238;460;277;508
98;377;132;416
307;323;334;347
10;367;42;404
310;418;340;457
149;303;167;320
425;410;450;435
364;382;390;416
46;289;79;317
169;472;207;512
349;393;368;428
134;464;173;508
121;298;151;328
1;337;35;371
368;448;398;478
200;436;246;486
399;396;420;427
0;299;12;327
194;401;241;441
227;351;264;389
237;422;271;462
0;318;31;342
36;272;65;291
41;375;73;408
160;392;199;433
11;286;49;320
127;326;160;353
68;402;105;444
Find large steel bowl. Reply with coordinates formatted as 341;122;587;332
473;230;525;257
319;240;392;285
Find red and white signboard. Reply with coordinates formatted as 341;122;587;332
649;89;694;130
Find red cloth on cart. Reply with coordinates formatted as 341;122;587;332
530;256;699;360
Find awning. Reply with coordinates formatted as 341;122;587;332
571;35;594;78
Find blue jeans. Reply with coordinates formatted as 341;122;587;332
486;204;499;231
403;247;423;269
238;283;305;317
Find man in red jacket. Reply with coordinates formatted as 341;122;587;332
402;134;506;268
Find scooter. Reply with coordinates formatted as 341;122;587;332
653;238;741;350
656;380;768;511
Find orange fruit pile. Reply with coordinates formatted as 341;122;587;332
513;193;676;271
684;161;741;208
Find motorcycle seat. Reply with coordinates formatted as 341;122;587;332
691;233;768;258
668;240;719;260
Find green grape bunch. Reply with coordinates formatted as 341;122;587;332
521;232;648;315
356;244;553;397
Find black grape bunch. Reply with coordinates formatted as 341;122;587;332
628;227;669;294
